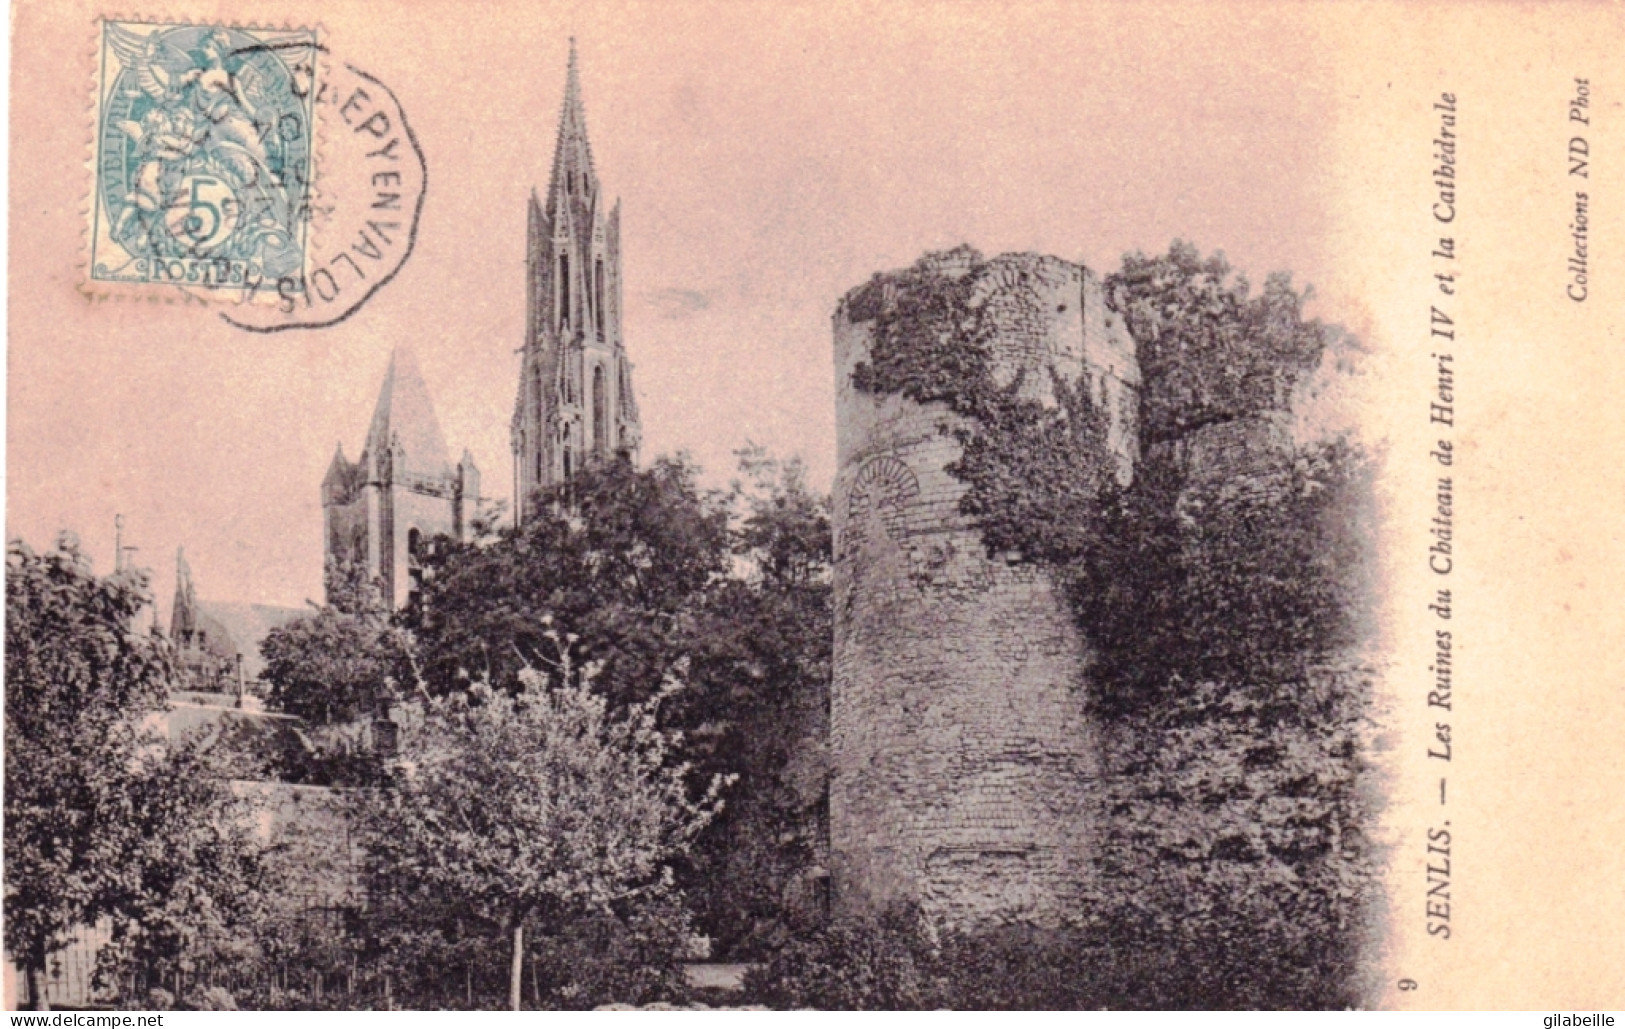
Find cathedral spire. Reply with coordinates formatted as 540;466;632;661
171;546;197;641
364;347;453;479
514;39;640;523
547;38;596;205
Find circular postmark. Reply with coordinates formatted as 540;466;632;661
220;51;427;331
87;20;426;331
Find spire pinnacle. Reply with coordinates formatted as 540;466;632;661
564;37;580;112
171;546;197;639
547;40;595;205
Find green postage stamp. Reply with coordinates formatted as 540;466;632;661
89;20;318;296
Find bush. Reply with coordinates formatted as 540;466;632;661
742;906;934;1010
932;923;1108;1009
529;895;695;1009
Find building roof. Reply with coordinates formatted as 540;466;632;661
195;601;307;679
365;347;455;479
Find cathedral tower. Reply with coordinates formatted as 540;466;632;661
512;41;641;522
322;348;481;611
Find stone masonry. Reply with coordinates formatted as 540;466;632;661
829;250;1140;926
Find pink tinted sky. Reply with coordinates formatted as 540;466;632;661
8;0;1339;610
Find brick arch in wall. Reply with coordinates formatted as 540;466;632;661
841;455;919;559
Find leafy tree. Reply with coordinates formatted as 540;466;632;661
321;554;389;616
1106;240;1333;445
731;445;832;592
260;558;415;727
681;447;833;954
354;640;729;1010
94;740;276;1005
411;450;834;958
411;456;731;708
4;534;173;1006
4;535;267;1009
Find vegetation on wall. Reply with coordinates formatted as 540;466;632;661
847;242;1380;1009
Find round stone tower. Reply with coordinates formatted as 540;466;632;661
829;248;1140;927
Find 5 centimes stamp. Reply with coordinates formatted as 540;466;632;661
85;17;427;332
90;20;318;296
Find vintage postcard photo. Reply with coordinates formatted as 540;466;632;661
5;0;1622;1012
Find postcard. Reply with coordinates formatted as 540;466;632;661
6;0;1621;1011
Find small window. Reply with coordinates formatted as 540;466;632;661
559;253;571;327
407;529;424;609
592;365;608;459
594;259;605;335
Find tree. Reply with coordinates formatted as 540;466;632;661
354;639;729;1010
410;450;834;958
4;534;267;1008
680;447;833;954
411;456;732;709
5;535;172;1006
260;558;415;726
1105;240;1333;446
94;740;275;1005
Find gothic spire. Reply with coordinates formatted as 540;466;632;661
364;347;454;479
546;38;596;208
171;546;197;639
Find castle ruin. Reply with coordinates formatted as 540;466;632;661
829;249;1140;926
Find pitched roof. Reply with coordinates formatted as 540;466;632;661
364;347;454;478
195;601;307;680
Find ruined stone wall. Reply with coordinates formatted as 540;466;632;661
829;251;1138;927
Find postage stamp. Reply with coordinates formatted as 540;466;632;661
89;20;319;296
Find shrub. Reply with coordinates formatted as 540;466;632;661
529;895;695;1009
742;906;934;1010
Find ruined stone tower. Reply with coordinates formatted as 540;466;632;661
511;42;641;522
830;248;1140;926
322;348;480;611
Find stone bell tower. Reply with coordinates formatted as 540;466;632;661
511;40;642;522
321;348;480;611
